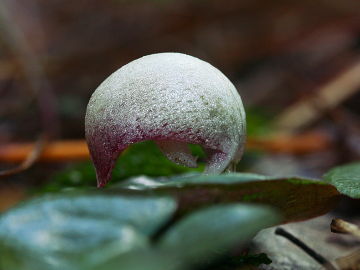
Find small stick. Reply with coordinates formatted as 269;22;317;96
0;135;46;177
275;60;360;131
0;140;89;163
0;0;60;177
275;227;337;270
331;219;360;238
0;132;331;163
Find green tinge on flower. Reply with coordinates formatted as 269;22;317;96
85;53;246;187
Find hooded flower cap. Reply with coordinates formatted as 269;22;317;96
85;53;246;187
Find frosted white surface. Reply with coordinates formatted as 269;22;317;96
85;53;246;187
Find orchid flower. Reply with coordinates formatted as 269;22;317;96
85;53;246;187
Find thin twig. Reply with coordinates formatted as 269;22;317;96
0;140;89;163
275;227;338;270
0;135;47;177
247;131;331;154
0;132;332;164
275;60;360;132
331;219;360;238
0;0;59;176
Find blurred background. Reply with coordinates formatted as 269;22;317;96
0;0;359;207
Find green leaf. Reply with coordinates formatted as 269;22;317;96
40;141;205;193
158;203;280;266
116;173;340;223
0;193;176;270
246;107;274;137
92;204;277;270
114;141;205;179
323;162;360;198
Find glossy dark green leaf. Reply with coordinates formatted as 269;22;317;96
158;203;280;266
323;162;360;198
116;173;340;223
0;193;176;270
91;203;279;270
